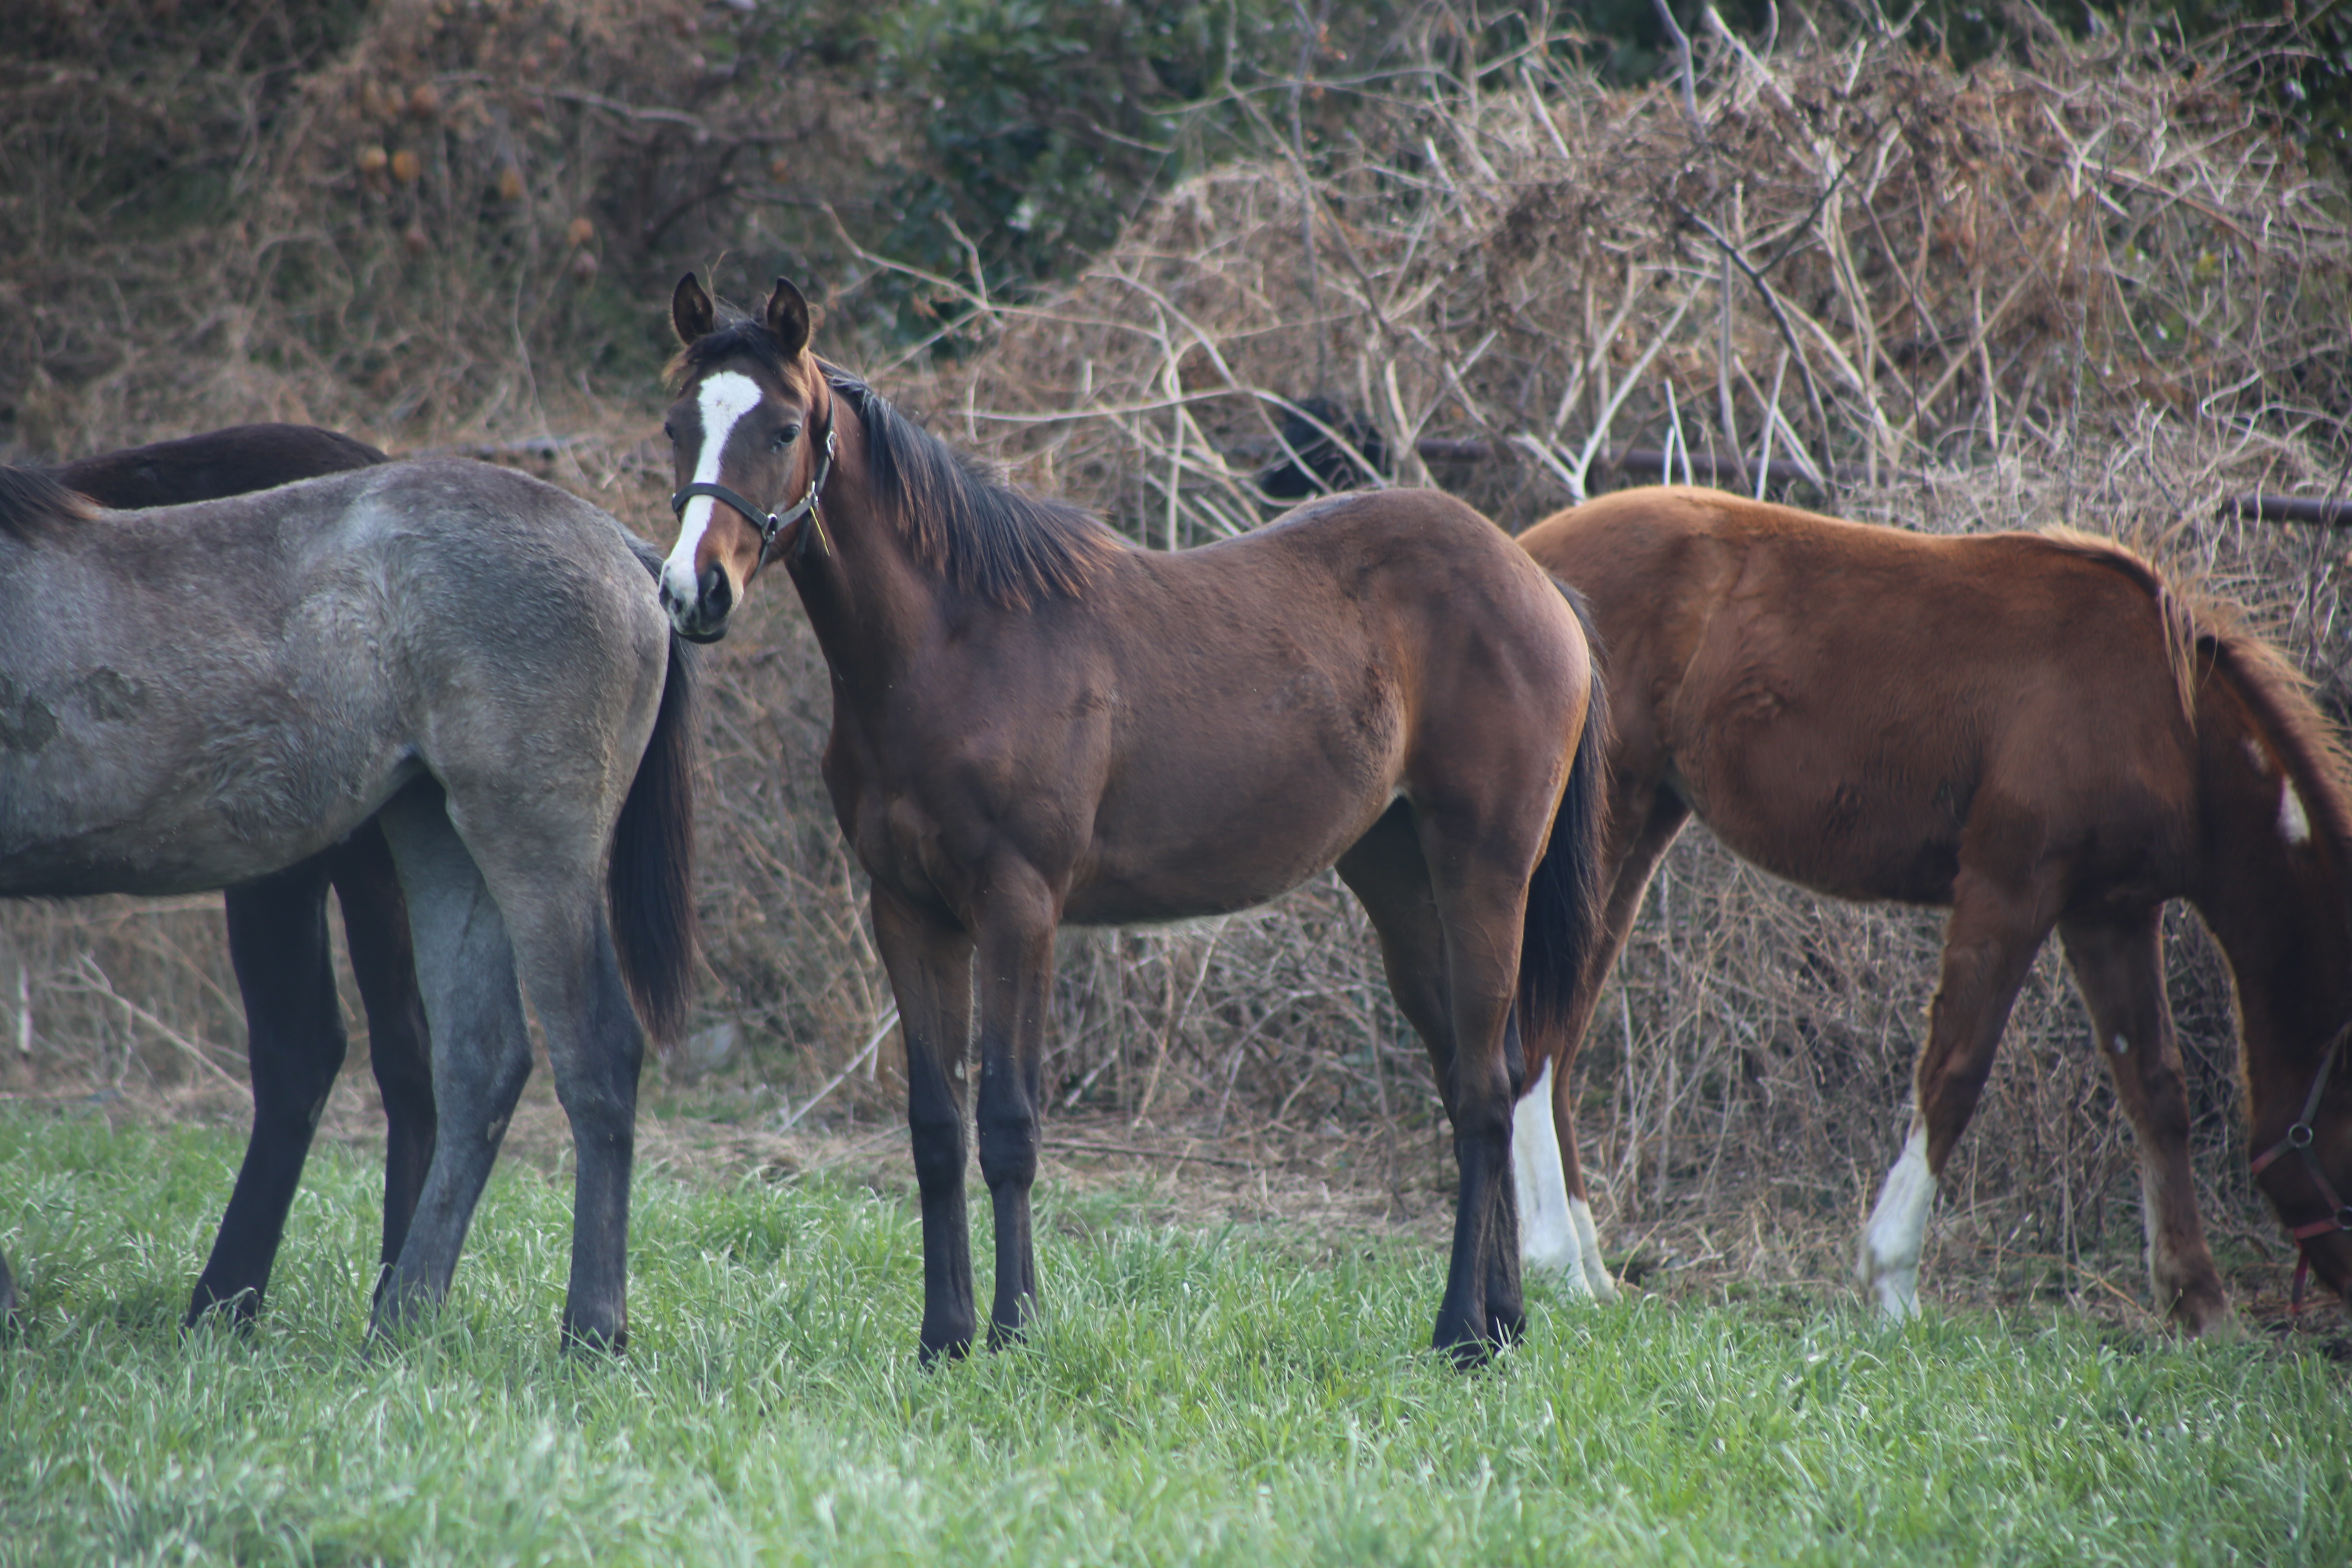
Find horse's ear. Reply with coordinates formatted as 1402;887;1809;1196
764;277;811;358
671;272;715;346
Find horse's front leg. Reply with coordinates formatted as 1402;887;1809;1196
971;872;1059;1349
870;889;978;1362
1859;858;2059;1318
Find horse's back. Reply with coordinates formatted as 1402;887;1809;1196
0;458;665;897
1523;487;2198;902
959;488;1592;926
53;424;384;509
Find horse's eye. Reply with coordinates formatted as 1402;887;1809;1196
662;422;677;444
774;423;801;449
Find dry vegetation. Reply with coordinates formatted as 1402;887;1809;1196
4;6;2350;1322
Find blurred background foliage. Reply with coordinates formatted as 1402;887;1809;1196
4;0;2338;457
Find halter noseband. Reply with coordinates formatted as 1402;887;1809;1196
669;403;837;572
2248;1022;2352;1312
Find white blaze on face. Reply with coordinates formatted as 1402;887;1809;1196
662;370;766;607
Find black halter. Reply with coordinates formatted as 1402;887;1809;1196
669;404;837;572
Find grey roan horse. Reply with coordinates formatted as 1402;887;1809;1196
0;457;695;1348
43;423;434;1333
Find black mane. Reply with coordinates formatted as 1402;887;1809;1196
828;368;1123;610
0;466;95;542
671;316;1125;608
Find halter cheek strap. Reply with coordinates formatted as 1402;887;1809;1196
669;414;837;575
2249;1025;2352;1312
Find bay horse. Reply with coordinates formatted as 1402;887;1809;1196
0;456;695;1348
657;274;1607;1363
41;424;438;1332
1517;484;2352;1330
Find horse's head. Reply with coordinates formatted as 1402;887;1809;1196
2250;1023;2352;1306
658;273;835;643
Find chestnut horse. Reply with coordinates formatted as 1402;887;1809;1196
0;457;695;1348
1519;485;2352;1330
656;275;1607;1363
40;425;440;1332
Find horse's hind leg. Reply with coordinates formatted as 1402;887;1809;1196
445;821;648;1352
513;902;646;1352
370;782;535;1338
1534;784;1693;1302
190;859;347;1326
323;822;438;1297
2058;907;2231;1334
1339;799;1529;1359
1860;860;2061;1317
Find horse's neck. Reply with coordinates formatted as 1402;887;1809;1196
2189;728;2352;1109
782;482;944;703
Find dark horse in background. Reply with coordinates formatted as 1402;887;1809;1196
0;451;695;1348
1521;486;2352;1329
656;275;1608;1363
27;425;433;1332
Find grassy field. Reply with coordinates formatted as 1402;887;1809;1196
2;1102;2347;1567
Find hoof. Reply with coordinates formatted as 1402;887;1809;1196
1433;1312;1500;1370
918;1330;974;1367
559;1314;629;1356
2167;1285;2238;1340
184;1286;262;1335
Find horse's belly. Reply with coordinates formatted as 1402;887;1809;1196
1679;764;1964;907
0;730;412;899
1063;778;1392;927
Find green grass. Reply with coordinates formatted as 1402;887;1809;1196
2;1104;2347;1566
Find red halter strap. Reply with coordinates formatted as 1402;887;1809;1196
2249;1025;2352;1313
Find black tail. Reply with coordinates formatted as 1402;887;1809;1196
1517;583;1611;1078
608;630;698;1046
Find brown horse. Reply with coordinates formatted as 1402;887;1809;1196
655;275;1608;1363
1518;485;2352;1331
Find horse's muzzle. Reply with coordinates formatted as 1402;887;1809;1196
660;564;734;644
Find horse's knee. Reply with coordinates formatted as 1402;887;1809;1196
975;1110;1038;1189
908;1112;966;1192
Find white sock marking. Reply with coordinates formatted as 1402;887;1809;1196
662;370;765;608
1859;1125;1935;1318
1569;1195;1618;1302
1512;1060;1589;1295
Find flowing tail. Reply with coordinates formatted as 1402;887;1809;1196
1517;583;1611;1079
608;627;699;1046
